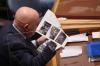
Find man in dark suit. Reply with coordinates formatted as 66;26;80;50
0;7;56;66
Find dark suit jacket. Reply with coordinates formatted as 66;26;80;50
0;22;55;66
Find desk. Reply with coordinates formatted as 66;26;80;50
46;41;100;66
59;19;100;66
46;19;100;66
60;41;100;66
46;35;100;66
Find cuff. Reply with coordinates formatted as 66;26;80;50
31;40;39;48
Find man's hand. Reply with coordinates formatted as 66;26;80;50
36;36;48;45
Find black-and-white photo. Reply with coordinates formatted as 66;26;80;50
49;26;60;40
39;21;51;35
55;31;66;44
46;40;57;49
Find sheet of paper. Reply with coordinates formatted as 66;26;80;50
67;33;88;42
89;57;100;62
60;46;82;58
92;32;100;38
41;9;61;28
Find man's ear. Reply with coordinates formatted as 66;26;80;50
24;24;30;32
24;24;29;29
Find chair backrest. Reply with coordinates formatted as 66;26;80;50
7;0;55;17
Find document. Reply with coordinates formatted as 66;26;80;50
92;32;100;39
60;46;82;58
36;10;69;49
67;33;88;42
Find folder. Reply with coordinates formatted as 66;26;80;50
87;41;100;58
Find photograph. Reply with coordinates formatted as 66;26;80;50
39;21;51;35
46;40;57;49
55;31;66;44
49;26;60;40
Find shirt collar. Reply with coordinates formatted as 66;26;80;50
12;24;26;39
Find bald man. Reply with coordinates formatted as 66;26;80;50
0;7;56;66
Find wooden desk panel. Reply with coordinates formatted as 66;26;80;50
60;19;100;29
55;0;100;19
60;19;100;35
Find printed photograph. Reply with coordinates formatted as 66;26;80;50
49;26;60;40
46;40;57;49
39;21;51;35
55;31;66;44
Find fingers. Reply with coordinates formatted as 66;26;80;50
37;36;48;45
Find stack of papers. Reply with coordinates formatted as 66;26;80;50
60;46;82;58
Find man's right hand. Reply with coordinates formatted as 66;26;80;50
36;36;48;45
